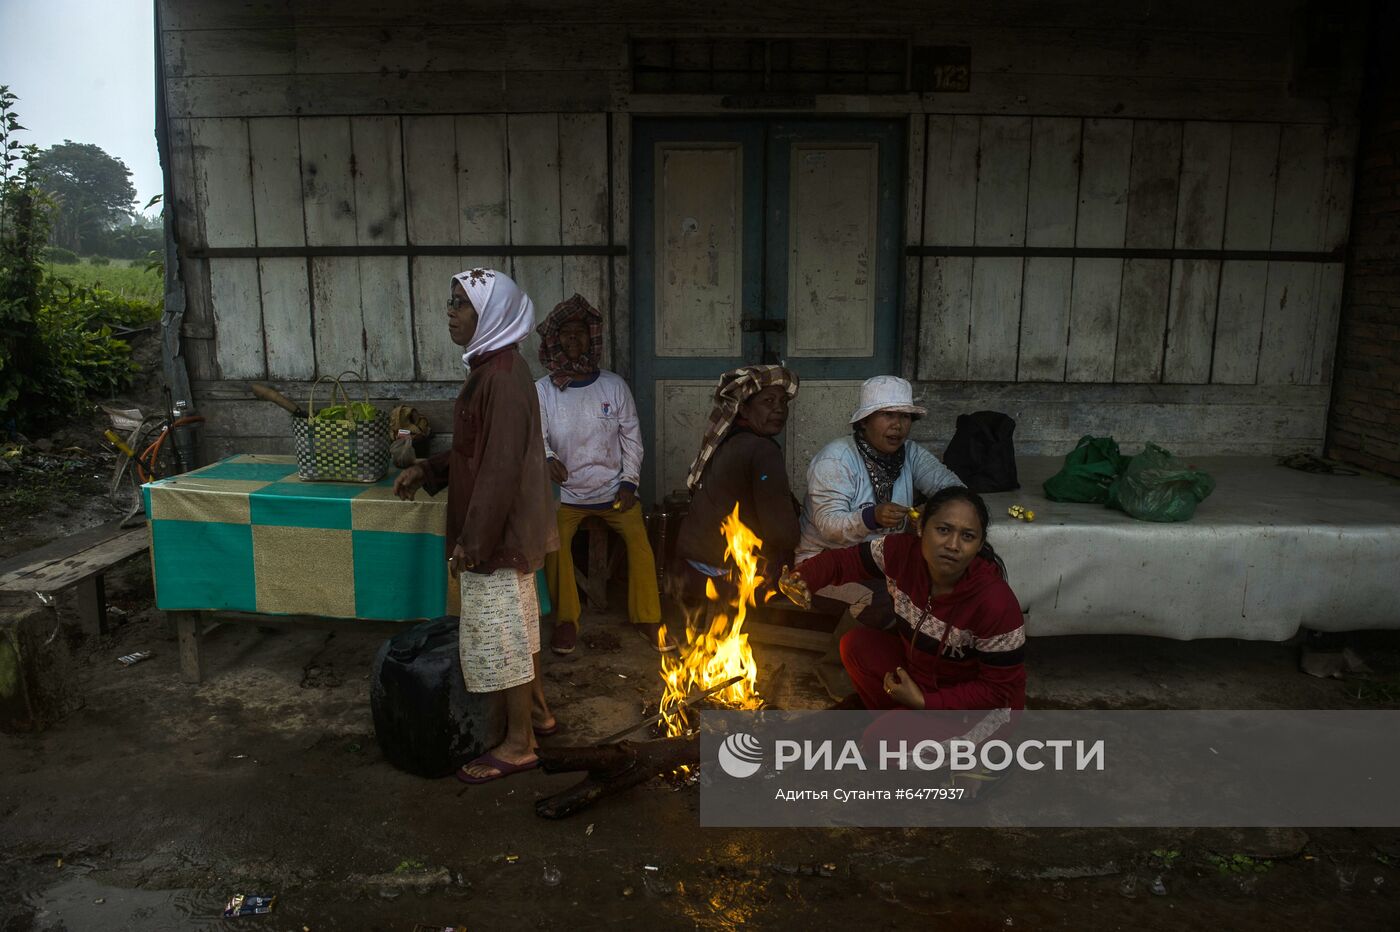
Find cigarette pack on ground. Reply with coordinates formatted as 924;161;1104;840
223;893;276;917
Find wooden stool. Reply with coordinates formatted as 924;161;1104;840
573;516;622;611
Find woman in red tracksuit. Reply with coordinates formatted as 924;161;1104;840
781;486;1025;712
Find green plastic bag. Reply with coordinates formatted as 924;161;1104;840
1043;435;1131;504
1106;443;1216;522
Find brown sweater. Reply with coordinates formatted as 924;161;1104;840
675;429;800;568
420;346;557;574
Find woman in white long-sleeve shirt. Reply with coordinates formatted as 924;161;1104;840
797;376;963;624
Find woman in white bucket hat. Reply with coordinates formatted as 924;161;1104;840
795;375;963;700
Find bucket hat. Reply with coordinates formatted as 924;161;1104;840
849;375;927;424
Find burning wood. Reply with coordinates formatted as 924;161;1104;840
535;509;775;818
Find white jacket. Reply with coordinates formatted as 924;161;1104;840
797;435;963;562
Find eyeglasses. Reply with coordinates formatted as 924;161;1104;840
447;296;473;311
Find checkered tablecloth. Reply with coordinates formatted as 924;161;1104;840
143;454;454;620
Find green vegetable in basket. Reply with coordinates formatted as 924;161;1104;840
313;401;378;422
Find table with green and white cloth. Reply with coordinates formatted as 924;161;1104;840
143;454;550;680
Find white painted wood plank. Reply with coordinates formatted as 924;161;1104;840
258;257;315;380
1073;119;1133;249
1270;123;1329;251
1210;123;1279;385
456;114;511;244
785;380;864;500
505;113;561;377
923;115;979;245
973;116;1031;246
968;257;1023;381
1123;120;1182;248
1257;125;1329;386
1066;119;1131;382
1174;121;1231;248
1321;123;1358;252
310;256;365;377
1017;258;1073;382
1258;261;1318;386
403;115;459;245
1026;117;1081;248
917;257;973;381
1310;262;1345;386
359;256;414;380
248;118;304;246
1113;120;1179;383
1211;261;1269;385
559;113;610;316
411;256;468;381
299;117;357;246
1114;259;1171;383
1223;123;1281;250
655;380;716;499
1163;259;1221;384
351;116;406;246
1066;258;1123;383
208;258;265;379
191;118;255;248
168;118;203;249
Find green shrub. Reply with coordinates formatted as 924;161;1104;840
44;245;79;264
87;254;111;266
26;279;141;420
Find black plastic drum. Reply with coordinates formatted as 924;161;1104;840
370;616;504;778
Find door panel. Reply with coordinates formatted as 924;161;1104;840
785;143;879;359
654;380;721;499
656;144;745;357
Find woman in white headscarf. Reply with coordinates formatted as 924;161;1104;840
394;268;559;783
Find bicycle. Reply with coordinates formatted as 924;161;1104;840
104;396;205;526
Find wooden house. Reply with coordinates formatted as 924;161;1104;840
155;0;1372;500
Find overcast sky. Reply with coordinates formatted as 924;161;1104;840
0;0;162;216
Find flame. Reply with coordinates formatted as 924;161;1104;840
658;504;765;737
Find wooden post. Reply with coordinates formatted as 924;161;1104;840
73;575;107;637
173;611;203;684
581;520;610;611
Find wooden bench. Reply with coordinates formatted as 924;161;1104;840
573;516;623;612
0;521;151;635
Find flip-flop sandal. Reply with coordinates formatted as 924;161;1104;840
456;752;540;785
534;720;561;738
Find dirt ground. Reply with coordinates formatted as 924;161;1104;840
2;546;1399;930
3;335;1398;929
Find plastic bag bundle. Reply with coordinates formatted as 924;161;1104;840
1042;435;1131;504
1106;443;1216;523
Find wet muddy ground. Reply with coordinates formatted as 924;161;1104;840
2;554;1398;931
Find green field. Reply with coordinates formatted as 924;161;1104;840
45;260;164;305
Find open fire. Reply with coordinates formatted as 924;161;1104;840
657;505;767;738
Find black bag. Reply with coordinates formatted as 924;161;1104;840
942;411;1020;493
370;617;505;778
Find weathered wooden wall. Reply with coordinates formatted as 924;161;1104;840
157;0;1367;461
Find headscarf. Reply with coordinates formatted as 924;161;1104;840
685;364;799;492
535;294;604;390
852;426;907;505
452;267;535;368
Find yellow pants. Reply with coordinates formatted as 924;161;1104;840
545;502;661;627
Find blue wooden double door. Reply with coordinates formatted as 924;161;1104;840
632;118;905;502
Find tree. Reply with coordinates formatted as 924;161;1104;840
33;141;135;253
0;86;48;416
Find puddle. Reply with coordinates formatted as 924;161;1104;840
22;874;220;931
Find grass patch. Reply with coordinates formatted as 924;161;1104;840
1206;853;1272;875
45;261;163;306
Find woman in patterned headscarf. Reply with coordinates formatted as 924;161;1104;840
393;268;558;784
672;364;801;603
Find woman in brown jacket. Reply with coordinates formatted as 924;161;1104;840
394;268;558;784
